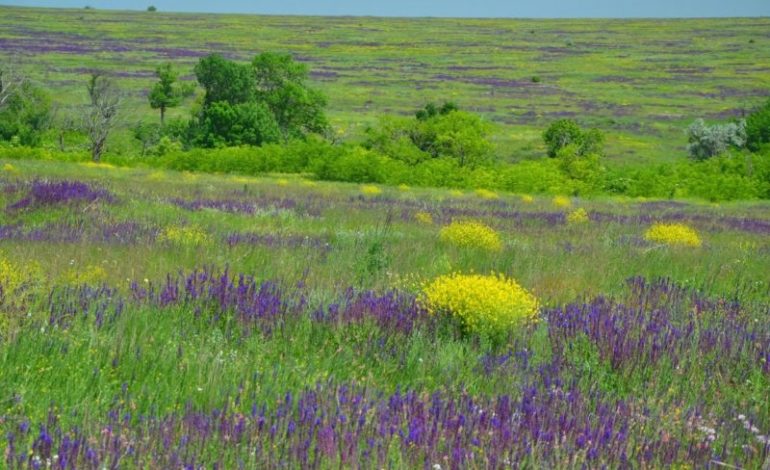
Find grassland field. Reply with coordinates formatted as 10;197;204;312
1;159;770;467
1;6;769;165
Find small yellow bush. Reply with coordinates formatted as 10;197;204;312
439;221;502;252
421;272;539;337
449;189;464;197
398;184;410;192
360;185;383;196
552;196;572;208
277;178;290;187
3;163;17;173
475;189;499;200
415;211;434;225
520;194;534;204
62;265;108;286
0;257;42;293
158;226;210;246
567;208;590;225
644;223;702;247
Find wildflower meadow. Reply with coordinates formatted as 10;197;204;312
1;159;769;468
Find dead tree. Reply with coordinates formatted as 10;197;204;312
84;73;122;162
0;56;27;111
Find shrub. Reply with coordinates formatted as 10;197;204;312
421;272;539;338
439;221;502;252
474;188;499;199
686;118;746;161
566;208;589;224
644;223;702;247
414;211;434;225
543;119;604;158
360;184;382;196
552;196;572;208
158;226;210;246
745;98;770;152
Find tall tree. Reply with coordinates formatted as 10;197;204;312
84;73;122;161
0;58;52;147
194;54;254;107
252;52;328;140
149;63;182;125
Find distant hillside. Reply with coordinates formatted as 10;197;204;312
1;6;768;163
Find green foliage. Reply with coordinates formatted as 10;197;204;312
745;98;770;152
191;101;280;148
543;119;604;158
252;52;329;140
194;54;254;107
686;118;746;161
415;101;458;121
147;5;157;12
365;106;492;168
0;81;52;147
148;63;190;124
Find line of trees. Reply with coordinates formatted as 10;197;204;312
1;53;769;168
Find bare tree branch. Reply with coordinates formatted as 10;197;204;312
83;72;123;161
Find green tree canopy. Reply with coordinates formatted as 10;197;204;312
252;52;328;140
0;80;52;147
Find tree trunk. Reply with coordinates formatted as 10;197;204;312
160;106;165;126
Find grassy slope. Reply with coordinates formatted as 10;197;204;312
1;6;769;165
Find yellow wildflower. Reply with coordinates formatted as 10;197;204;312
644;223;702;247
567;208;590;225
421;272;539;337
439;221;502;252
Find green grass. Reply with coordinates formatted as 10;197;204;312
1;6;769;166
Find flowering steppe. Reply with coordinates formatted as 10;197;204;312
1;159;770;468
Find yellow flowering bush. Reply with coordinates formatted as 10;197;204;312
520;194;534;204
552;196;572;208
644;223;702;247
360;185;383;196
277;178;290;187
0;256;42;293
449;189;464;197
62;265;108;285
475;189;499;200
567;208;590;225
439;221;502;252
414;211;434;225
3;163;17;173
398;184;410;192
421;273;539;337
158;226;210;246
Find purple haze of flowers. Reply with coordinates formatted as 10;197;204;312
6;180;114;211
2;379;739;469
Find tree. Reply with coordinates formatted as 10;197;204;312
192;101;279;148
685;119;746;161
543;119;604;158
252;52;328;140
84;73;122;161
415;101;458;121
194;54;254;107
132;121;162;156
0;80;52;147
364;105;492;168
147;5;157;11
149;63;181;125
745;98;770;152
418;111;492;167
